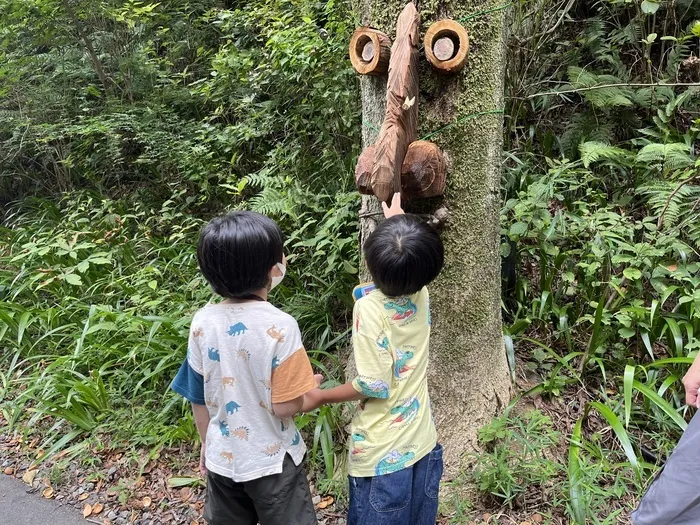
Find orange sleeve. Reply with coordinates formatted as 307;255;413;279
271;348;317;403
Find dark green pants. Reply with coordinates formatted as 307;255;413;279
204;454;317;525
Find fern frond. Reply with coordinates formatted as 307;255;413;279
636;143;693;171
579;141;631;168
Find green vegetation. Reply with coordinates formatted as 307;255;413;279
1;0;700;522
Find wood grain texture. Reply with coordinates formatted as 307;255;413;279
370;2;420;202
424;19;469;74
349;28;391;76
401;140;446;199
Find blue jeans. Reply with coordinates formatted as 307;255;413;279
348;444;443;525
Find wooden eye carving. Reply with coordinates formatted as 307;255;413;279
349;27;391;76
424;20;469;74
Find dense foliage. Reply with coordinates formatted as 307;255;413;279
1;0;700;522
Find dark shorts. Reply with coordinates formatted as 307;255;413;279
204;454;317;525
348;443;443;525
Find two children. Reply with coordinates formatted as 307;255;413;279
172;194;444;524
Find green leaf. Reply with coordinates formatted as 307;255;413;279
568;417;586;525
65;274;83;286
693;21;700;38
588;401;640;475
85;322;118;335
624;364;635;428
641;0;660;14
633;381;687;431
618;327;635;338
623;267;642;280
509;222;528;237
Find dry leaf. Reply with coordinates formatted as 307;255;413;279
666;263;678;272
142;496;152;508
78;493;90;501
92;503;104;515
531;515;543;524
4;467;14;475
42;487;54;498
22;468;37;485
180;487;193;502
83;504;93;518
316;496;334;509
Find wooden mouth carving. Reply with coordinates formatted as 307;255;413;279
349;3;467;203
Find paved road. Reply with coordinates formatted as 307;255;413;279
0;474;85;525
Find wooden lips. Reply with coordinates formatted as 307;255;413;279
349;4;469;202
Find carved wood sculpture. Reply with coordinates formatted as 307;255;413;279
424;20;470;74
352;3;447;202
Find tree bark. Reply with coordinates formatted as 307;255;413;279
354;0;511;476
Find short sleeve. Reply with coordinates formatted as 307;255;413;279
187;316;204;374
171;359;205;404
270;319;316;403
351;300;393;399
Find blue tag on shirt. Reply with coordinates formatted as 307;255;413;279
352;282;376;302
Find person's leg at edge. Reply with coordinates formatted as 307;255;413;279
204;471;258;525
347;466;413;525
247;454;317;525
410;444;444;525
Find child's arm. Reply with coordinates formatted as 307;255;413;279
273;373;324;417
191;403;209;477
302;382;365;412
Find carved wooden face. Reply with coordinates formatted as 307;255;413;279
349;3;468;202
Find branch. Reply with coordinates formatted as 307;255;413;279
526;82;700;100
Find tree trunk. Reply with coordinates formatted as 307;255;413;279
354;0;511;475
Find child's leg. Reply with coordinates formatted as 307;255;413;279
204;471;258;525
409;444;443;525
245;453;317;525
347;468;413;525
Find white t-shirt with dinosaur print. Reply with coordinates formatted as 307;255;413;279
349;287;437;477
180;301;317;482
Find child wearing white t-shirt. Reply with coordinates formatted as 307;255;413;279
172;211;321;525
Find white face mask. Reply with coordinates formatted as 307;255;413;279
269;262;286;291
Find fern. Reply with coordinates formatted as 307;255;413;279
567;67;634;108
636;143;693;171
579;141;632;168
639;179;700;229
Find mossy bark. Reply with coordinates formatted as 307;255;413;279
355;0;511;475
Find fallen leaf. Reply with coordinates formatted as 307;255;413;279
92;503;104;515
22;469;37;485
316;496;334;509
143;496;152;508
78;493;90;501
83;504;93;518
666;263;678;272
531;515;543;524
4;467;14;475
180;487;193;501
42;487;54;498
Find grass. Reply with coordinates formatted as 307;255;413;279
0;192;351;484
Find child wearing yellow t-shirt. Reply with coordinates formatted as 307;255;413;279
303;194;444;525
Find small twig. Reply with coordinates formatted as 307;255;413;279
527;82;700;99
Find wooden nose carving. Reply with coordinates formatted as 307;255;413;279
351;2;447;203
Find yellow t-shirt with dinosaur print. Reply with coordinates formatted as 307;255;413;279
349;286;437;477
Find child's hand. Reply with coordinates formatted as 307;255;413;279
314;373;324;387
199;442;208;478
382;193;404;218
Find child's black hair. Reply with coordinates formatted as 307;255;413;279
363;214;444;297
197;211;284;298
